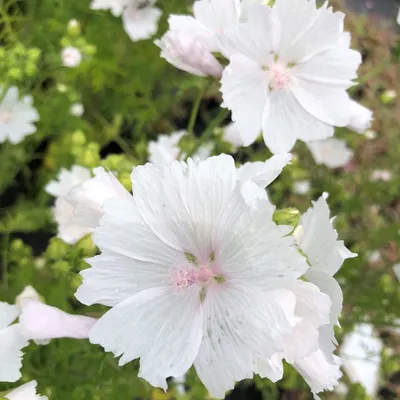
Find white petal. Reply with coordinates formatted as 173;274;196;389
0;324;29;382
275;0;345;63
253;353;284;382
220;55;268;146
222;122;245;149
148;131;185;165
262;90;333;154
237;153;292;189
194;285;295;398
19;301;97;340
294;349;342;395
307;138;353;169
0;302;19;330
296;195;357;276
89;286;203;390
5;380;48;400
122;5;162;42
346;100;373;134
45;166;91;198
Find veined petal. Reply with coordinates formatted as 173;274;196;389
5;380;48;400
0;324;29;382
89;286;203;390
220;55;268;147
262;90;334;154
0;302;20;330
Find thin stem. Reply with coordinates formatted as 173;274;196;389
187;85;206;135
1;232;10;290
114;136;136;161
356;58;392;85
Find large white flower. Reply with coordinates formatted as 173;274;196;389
0;302;28;382
294;194;356;397
4;380;48;400
90;0;130;16
75;155;309;397
156;0;261;77
307;138;353;169
0;86;39;144
219;1;366;153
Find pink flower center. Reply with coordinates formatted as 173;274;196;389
269;64;292;91
171;266;214;291
0;110;12;124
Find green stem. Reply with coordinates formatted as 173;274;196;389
114;136;136;161
356;58;392;85
187;85;206;135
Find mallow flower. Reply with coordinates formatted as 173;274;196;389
0;86;39;144
75;154;310;397
307;138;354;169
3;380;48;400
0;302;28;382
219;0;369;153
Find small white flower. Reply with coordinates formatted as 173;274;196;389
222;122;245;150
70;103;84;117
393;263;400;282
0;86;39;144
219;1;364;153
90;0;130;16
346;100;373;134
19;300;97;341
397;7;400;25
75;154;309;397
371;169;392;182
45;166;92;244
0;302;28;382
122;0;162;42
293;180;310;195
148;131;185;165
340;324;383;397
383;89;397;100
307;138;353;169
5;380;48;400
61;46;82;68
364;129;377;140
368;250;381;264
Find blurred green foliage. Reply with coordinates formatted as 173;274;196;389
0;0;399;399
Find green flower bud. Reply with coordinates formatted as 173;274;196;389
7;67;23;80
71;130;87;146
46;238;70;259
380;90;397;104
67;19;81;36
273;207;300;227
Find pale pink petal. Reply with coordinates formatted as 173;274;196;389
122;5;161;42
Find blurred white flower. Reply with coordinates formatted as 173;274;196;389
70;103;84;117
5;380;48;400
368;250;381;264
90;0;130;17
346;100;373;134
45;166;92;244
371;169;392;182
0;86;39;144
19;301;97;341
340;324;383;397
393;264;400;281
397;7;400;25
75;155;309;397
0;302;28;382
294;194;357;397
65;167;132;229
148;131;185;165
122;1;162;42
307;138;354;169
293;180;310;195
364;129;377;140
192;142;213;160
61;46;82;67
219;1;363;153
222;122;245;150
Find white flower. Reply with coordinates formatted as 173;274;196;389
0;302;28;382
65;167;132;229
397;7;400;25
75;154;309;397
293;180;310;195
46;166;92;244
156;0;259;77
294;194;356;397
346;100;373;134
70;103;84;117
0;86;39;144
90;0;130;16
371;169;392;182
339;324;383;397
393;263;400;282
222;122;245;150
219;1;363;153
19;300;97;341
122;1;162;42
307;138;353;169
364;129;377;140
5;380;48;400
16;286;42;309
148;131;185;165
61;46;82;67
368;250;381;264
237;153;291;189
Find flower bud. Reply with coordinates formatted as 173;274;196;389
67;19;81;36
